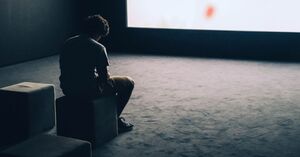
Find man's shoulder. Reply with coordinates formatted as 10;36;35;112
63;35;105;50
64;35;80;43
89;38;106;51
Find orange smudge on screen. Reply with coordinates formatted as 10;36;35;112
205;5;215;19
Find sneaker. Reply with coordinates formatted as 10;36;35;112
118;117;134;133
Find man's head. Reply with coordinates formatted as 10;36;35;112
82;15;109;41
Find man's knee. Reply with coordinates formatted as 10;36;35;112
110;76;134;91
126;76;135;90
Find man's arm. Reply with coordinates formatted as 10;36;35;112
96;66;114;94
96;66;110;84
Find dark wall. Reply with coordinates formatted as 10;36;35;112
0;0;79;67
85;0;300;61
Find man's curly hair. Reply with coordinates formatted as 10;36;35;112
82;15;109;37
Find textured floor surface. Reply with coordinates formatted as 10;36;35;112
0;54;300;157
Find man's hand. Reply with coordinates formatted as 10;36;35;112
100;79;115;96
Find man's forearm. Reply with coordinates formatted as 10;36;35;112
96;66;110;84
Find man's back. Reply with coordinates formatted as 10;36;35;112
59;35;109;97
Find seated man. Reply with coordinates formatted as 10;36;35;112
59;15;134;133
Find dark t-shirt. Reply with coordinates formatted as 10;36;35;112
59;35;109;96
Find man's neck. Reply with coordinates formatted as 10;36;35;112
81;34;101;42
91;35;101;41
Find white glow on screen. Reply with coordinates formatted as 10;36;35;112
127;0;300;32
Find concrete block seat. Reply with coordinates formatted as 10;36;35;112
0;82;55;147
0;134;92;157
56;95;118;147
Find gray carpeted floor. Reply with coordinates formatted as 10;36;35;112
0;54;300;157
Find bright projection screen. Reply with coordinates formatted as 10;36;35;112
127;0;300;33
